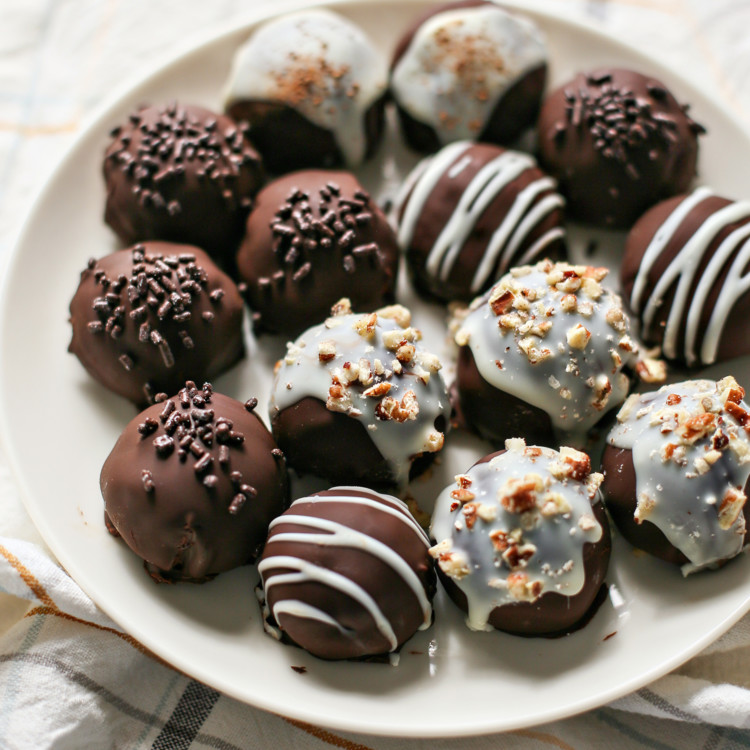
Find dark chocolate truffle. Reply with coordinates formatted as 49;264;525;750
101;381;289;582
104;103;264;267
223;9;388;174
237;171;399;338
430;440;611;636
258;486;436;660
452;260;641;448
537;68;705;228
621;187;750;367
390;1;547;153
270;300;451;490
602;377;750;574
69;242;244;407
397;141;566;302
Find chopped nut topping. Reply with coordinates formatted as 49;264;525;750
476;504;498;522
506;572;543;602
341;361;359;383
376;304;411;328
317;340;337;362
560;294;577;313
505;438;526;454
376;390;419;422
581;277;602;300
489;529;509;551
462;502;479;529
550;447;591;481
718;487;746;529
606;306;627;333
498;474;545;513
489;289;515;316
677;412;716;442
330;298;352;317
326;378;354;414
423;429;444;453
432;547;470;580
636;357;667;384
416;351;442;373
396;343;416;363
567;323;591;350
540;492;571;517
357;358;373;386
578;514;597;531
363;382;391;398
634;492;655;523
353;312;378;339
450;487;475;504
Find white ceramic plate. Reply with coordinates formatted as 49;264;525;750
2;0;750;738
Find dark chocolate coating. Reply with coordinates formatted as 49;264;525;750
601;444;750;566
68;242;244;407
537;68;704;228
621;193;750;365
272;397;446;491
438;450;611;636
259;487;436;660
101;383;289;582
227;97;386;175
103;103;264;267
399;143;565;303
454;345;556;448
390;0;547;152
236;171;399;337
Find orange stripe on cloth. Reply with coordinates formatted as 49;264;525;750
24;605;175;670
513;728;578;750
281;717;375;750
0;544;56;608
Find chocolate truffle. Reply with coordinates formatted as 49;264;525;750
537;68;705;228
452;260;642;448
258;486;436;660
103;103;264;266
396;141;566;302
621;187;750;367
390;1;547;153
101;381;289;582
224;9;388;173
270;300;451;490
430;439;610;636
69;242;244;407
237;171;399;337
602;378;750;574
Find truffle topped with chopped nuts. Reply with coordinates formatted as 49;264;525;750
603;377;750;574
101;381;289;583
270;299;451;489
236;170;399;337
453;259;641;448
430;439;610;635
68;242;245;407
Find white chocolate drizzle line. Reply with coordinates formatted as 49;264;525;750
630;186;750;364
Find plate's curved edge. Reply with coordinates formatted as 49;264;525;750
1;0;750;738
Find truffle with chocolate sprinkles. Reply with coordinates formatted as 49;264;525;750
103;103;264;266
101;381;289;582
237;171;399;337
537;68;704;228
69;241;244;407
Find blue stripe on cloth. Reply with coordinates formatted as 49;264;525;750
150;680;220;750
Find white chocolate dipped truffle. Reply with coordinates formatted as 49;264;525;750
270;300;452;489
390;2;547;151
430;439;610;635
224;9;388;172
453;260;642;448
603;377;750;574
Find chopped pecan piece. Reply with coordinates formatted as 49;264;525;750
718;487;746;529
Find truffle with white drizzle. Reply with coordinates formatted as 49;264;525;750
270;299;451;490
258;486;436;660
224;9;388;173
395;141;566;302
622;187;750;367
390;1;547;152
602;377;750;574
430;439;610;635
452;260;645;449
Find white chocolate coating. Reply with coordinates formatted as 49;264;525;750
260;487;433;650
391;5;547;144
454;260;637;444
430;440;604;631
630;187;750;366
270;302;451;488
224;9;387;165
396;142;565;294
607;378;750;574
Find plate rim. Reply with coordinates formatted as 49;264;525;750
1;0;750;737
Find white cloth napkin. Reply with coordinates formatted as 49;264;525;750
2;1;750;748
